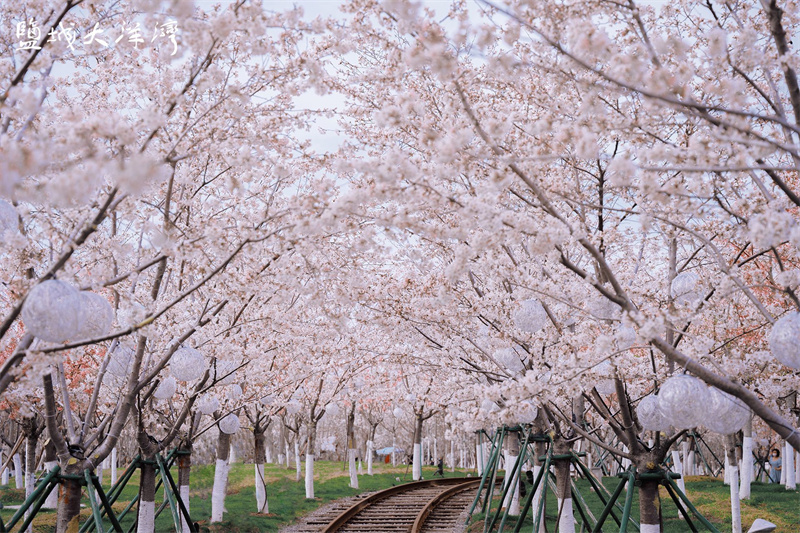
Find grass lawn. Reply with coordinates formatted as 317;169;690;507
468;475;800;532
0;460;464;532
2;464;799;532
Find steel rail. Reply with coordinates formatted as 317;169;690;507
410;478;482;532
322;477;489;533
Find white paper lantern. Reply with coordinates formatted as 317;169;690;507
480;399;500;414
658;374;709;429
107;345;134;377
325;403;341;418
261;395;275;406
636;395;668;431
0;199;18;233
587;297;621;321
153;376;177;399
286;400;302;415
591;360;616;395
214;360;237;385
76;292;114;339
513;299;548;334
495;347;525;374
670;272;701;306
518;401;538;424
197;394;220;415
392;407;404;418
704;387;750;434
616;325;637;351
22;280;84;343
226;383;243;401
170;346;205;381
768;312;800;369
218;413;240;434
117;301;146;329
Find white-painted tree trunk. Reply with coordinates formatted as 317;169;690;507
366;440;374;475
740;436;753;500
780;441;787;485
358;459;363;475
294;441;301;481
180;485;191;533
413;443;422;480
211;458;229;522
433;437;437;464
785;441;796;489
621;445;631;471
556;498;576;533
392;436;397;467
13;453;23;489
285;442;291;468
450;440;455;472
305;454;315;499
255;463;269;513
671;450;686;494
43;461;59;508
265;445;272;464
730;465;742;533
640;525;661;533
476;442;484;476
531;464;546;533
348;448;358;489
681;441;689;478
137;500;155;533
795;451;800;488
687;450;696;476
1;450;7;485
111;447;118;485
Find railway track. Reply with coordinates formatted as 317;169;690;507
286;477;488;533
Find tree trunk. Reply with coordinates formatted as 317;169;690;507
785;440;796;489
502;431;520;516
137;458;157;533
13;452;23;489
346;407;357;489
726;435;742;533
254;430;269;513
1;449;8;485
553;439;575;533
294;438;301;481
211;432;231;523
24;429;37;533
178;442;193;533
277;424;286;467
305;421;317;499
366;440;374;475
111;447;118;485
740;415;753;500
412;414;423;481
636;452;663;533
43;440;59;509
671;449;686;494
54;471;83;533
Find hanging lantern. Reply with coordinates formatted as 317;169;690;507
153;376;177;399
591;360;616;395
197;394;220;415
480;399;500;414
170;346;205;381
670;272;701;306
518;401;538;424
107;344;135;377
616;325;637;351
513;298;548;334
768;312;800;369
325;403;341;418
22;280;84;343
392;406;404;418
658;374;710;429
117;301;146;329
636;395;668;431
0;199;18;234
587;297;621;321
286;400;302;415
261;395;275;406
226;383;243;401
495;347;525;374
218;413;240;434
76;292;114;339
704;387;750;435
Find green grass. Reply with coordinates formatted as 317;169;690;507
0;460;463;532
468;475;800;532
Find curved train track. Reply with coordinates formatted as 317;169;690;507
288;477;490;533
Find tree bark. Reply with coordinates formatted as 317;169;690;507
178;441;193;533
43;440;59;509
726;435;742;533
412;413;423;481
740;415;753;500
305;420;317;499
136;459;157;533
346;405;357;489
553;438;575;533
